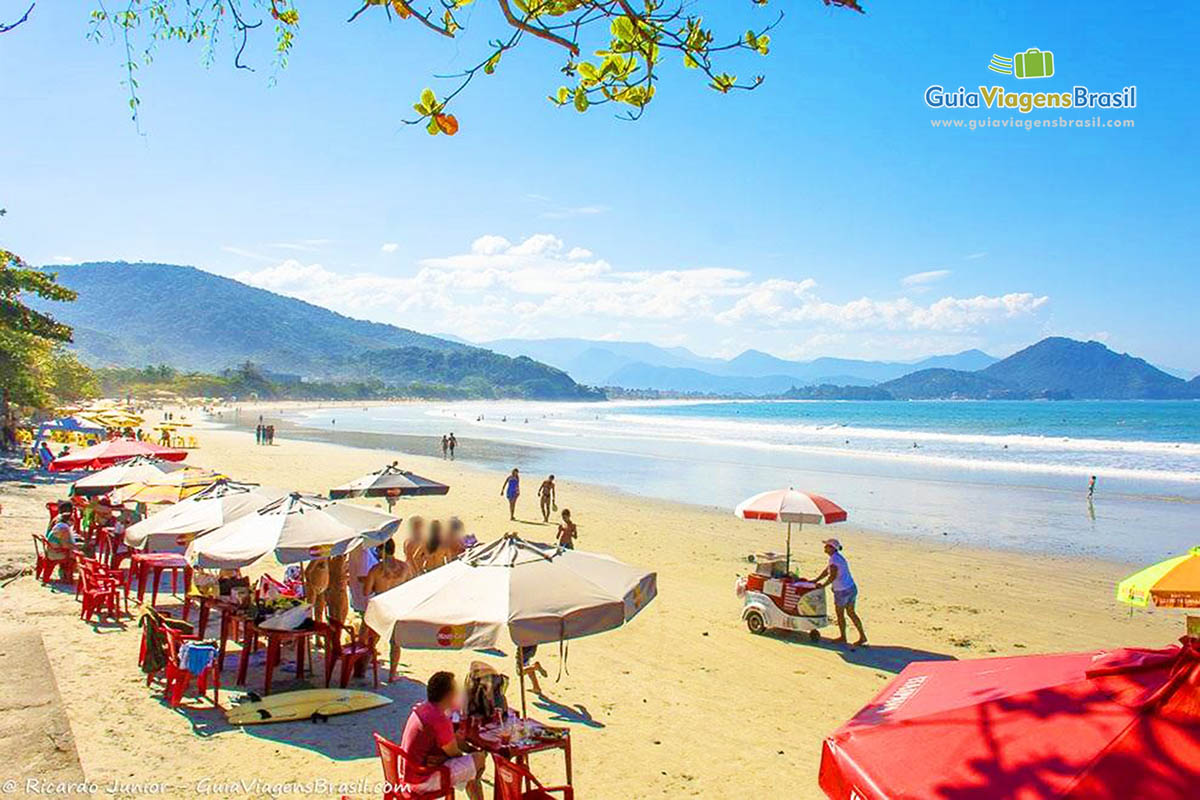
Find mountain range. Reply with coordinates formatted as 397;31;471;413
481;337;999;394
861;337;1200;400
29;262;1197;402
31;262;601;400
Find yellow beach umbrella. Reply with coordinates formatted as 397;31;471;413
113;467;225;505
1117;547;1200;609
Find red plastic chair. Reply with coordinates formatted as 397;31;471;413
326;620;380;689
139;609;197;681
32;535;73;584
493;755;573;800
372;731;452;800
78;559;122;622
162;625;220;707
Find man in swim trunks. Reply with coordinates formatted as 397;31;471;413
364;538;413;682
538;474;556;523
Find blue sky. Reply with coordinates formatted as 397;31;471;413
1;1;1197;371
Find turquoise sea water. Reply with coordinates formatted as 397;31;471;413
267;399;1200;564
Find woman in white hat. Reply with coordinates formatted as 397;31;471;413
813;538;867;647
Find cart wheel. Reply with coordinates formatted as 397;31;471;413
745;611;766;635
808;629;821;643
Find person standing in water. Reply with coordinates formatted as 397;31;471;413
501;468;520;521
441;435;449;459
1088;475;1097;499
448;433;456;460
538;474;556;523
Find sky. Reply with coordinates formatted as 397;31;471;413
1;1;1197;371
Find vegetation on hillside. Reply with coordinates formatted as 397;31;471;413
96;360;601;401
34;262;602;400
0;218;98;412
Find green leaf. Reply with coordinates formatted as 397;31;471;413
573;88;589;112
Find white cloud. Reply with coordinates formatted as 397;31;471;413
233;233;1049;352
965;251;988;260
902;269;951;287
52;256;75;264
381;243;399;253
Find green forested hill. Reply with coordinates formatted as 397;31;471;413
32;262;601;399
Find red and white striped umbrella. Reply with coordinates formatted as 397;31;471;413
735;488;847;525
734;488;846;571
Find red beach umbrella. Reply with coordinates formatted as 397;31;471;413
734;488;846;572
49;439;188;471
819;638;1200;800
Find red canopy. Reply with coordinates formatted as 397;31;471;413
49;439;188;472
820;638;1200;800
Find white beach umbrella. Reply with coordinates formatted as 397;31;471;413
124;480;286;553
364;533;657;712
734;488;847;572
71;455;186;497
186;492;402;569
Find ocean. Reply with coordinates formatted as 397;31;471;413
258;399;1200;565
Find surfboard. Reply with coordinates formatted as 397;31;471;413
226;688;393;725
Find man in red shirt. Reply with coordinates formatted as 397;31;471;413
399;671;486;799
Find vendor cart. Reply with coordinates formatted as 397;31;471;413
736;552;828;641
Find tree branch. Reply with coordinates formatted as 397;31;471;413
0;2;33;34
496;0;579;56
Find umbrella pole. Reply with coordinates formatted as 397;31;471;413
517;651;528;718
786;522;792;575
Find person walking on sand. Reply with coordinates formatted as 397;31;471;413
364;538;413;682
538;474;556;523
441;435;449;459
501;468;520;521
556;509;577;550
812;539;867;647
448;433;456;460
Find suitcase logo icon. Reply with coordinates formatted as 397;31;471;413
988;48;1055;79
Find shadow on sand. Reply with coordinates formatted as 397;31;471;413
761;629;956;674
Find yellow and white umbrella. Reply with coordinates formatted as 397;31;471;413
112;467;225;505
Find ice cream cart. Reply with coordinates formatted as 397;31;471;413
736;552;827;640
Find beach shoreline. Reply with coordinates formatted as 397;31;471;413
0;407;1185;799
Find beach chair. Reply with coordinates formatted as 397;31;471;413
31;535;71;584
162;625;220;707
325;620;380;689
78;558;123;622
372;732;452;800
138;608;196;679
493;755;574;800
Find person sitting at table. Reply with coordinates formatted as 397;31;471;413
363;539;412;683
399;671;486;800
45;509;77;580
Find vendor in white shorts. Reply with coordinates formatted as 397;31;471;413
812;538;867;648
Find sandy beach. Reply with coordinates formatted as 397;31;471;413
0;408;1183;799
